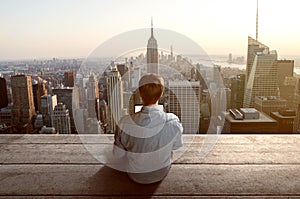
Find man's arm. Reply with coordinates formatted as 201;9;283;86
172;118;183;150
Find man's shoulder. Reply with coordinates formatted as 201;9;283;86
165;113;180;123
163;113;182;132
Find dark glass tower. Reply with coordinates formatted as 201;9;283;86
0;77;8;109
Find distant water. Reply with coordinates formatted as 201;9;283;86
188;54;300;74
188;54;246;70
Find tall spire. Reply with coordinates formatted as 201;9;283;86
147;16;159;74
151;17;153;37
256;0;259;41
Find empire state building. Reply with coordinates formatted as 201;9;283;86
146;18;159;74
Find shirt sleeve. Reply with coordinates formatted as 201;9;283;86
172;119;183;150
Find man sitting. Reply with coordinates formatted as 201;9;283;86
113;73;183;184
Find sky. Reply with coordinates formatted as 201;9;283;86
1;0;300;60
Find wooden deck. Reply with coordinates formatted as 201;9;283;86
0;134;300;198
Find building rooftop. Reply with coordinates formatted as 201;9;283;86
271;112;296;119
278;60;294;63
225;111;276;123
239;108;258;114
0;134;299;197
256;96;286;101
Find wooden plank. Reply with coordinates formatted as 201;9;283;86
0;135;114;144
1;134;300;144
0;195;299;199
1;143;300;165
0;165;299;196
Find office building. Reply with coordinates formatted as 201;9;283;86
0;77;8;109
254;96;286;116
277;60;294;108
223;108;277;133
271;110;296;133
280;77;297;109
116;64;130;90
168;81;201;134
106;66;123;133
131;65;141;89
224;88;231;110
87;75;100;119
277;60;294;89
230;74;245;109
0;105;12;126
32;77;48;113
76;74;86;109
123;91;133;115
245;37;269;82
53;87;79;133
11;75;35;133
40;94;57;127
213;65;222;86
99;99;108;133
52;103;71;134
244;37;278;107
294;104;300;133
64;72;75;87
146;18;159;74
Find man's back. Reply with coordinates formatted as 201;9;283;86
114;105;183;184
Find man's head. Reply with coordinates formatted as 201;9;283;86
139;73;164;106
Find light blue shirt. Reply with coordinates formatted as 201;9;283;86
113;105;183;184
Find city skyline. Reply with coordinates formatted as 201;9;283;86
0;18;299;134
1;0;300;60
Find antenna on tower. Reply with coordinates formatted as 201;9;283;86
256;0;259;41
151;16;153;37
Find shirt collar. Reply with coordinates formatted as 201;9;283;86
141;105;163;112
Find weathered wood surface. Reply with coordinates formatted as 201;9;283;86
0;134;300;198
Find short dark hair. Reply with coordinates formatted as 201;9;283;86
139;74;164;105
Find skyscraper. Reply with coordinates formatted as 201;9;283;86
64;72;75;87
277;60;294;107
32;77;48;113
52;103;71;134
230;74;245;109
99;98;108;133
53;87;79;133
131;65;141;89
280;76;297;109
106;66;123;133
245;37;269;83
87;75;100;119
294;104;300;133
244;37;278;107
116;64;130;89
277;60;294;89
41;94;57;127
168;81;201;134
0;77;8;109
146;18;159;74
11;75;35;132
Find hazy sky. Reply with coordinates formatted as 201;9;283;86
1;0;300;60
